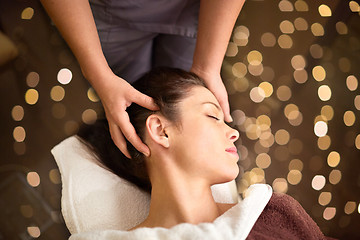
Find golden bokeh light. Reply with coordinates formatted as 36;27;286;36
258;82;273;97
248;63;264;76
317;135;331;150
344;201;356;215
287;170;302;185
225;42;238;57
293;69;308;84
346;75;358;91
82;109;98;125
327;151;340;168
318;85;332;101
339;57;351;73
27;172;40;187
294;17;308;31
343;111;356;126
13;126;26;142
279;0;293;12
256;153;271;169
21;7;34;20
321;105;334;121
50;86;65;102
291;55;306;70
289;159;304;171
312;175;326;190
57;68;73;85
49;169;61;184
11;105;24;121
329;169;342;185
336;22;348;35
247;50;263;65
349;1;360;12
277;85;292;101
355;95;360;110
311;23;325;36
275;129;290;145
232;62;247;78
259;132;275;148
284;104;299;119
319;192;332;206
318;4;332;17
294;0;309;11
344;201;357;215
314;115;328;124
309;44;323;59
25;89;39;105
257;114;271;130
356;134;360;150
233;25;249;46
280;20;295;34
232;109;246;126
249;87;265;103
314;121;328;137
87;87;100;102
261;32;276;47
289;112;303;126
272;178;288;193
233;77;249;92
312;65;326;81
323;207;336;220
26;72;40;87
278;34;293;49
27;226;41;238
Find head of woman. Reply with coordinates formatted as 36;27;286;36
78;67;239;193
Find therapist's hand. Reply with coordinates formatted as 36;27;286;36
96;74;158;158
191;67;233;123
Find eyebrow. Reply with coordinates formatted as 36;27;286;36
201;101;221;111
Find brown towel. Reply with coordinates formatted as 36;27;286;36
247;193;337;240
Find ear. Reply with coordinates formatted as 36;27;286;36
146;114;170;148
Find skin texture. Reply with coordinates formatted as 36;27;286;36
40;0;245;158
131;86;240;229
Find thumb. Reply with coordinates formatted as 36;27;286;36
218;97;233;123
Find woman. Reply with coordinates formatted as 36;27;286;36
76;68;332;239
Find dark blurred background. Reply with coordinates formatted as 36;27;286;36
0;0;359;239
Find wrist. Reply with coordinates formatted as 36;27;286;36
190;65;220;82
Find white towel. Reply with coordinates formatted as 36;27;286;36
69;184;272;240
51;136;239;233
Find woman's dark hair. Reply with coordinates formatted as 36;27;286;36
77;67;205;193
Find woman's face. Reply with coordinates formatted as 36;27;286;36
169;86;240;184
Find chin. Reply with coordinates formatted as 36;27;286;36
215;164;239;184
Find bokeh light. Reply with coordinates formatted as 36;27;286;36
57;68;72;85
27;172;40;187
312;175;326;190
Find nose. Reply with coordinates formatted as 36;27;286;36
227;125;239;142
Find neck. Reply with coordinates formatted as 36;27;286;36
141;158;222;229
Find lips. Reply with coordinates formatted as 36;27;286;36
225;147;238;153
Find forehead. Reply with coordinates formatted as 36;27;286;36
180;86;220;110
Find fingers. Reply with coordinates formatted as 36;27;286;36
131;88;159;111
108;120;131;159
218;95;233;123
116;111;151;157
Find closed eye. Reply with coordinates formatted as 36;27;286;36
208;115;220;121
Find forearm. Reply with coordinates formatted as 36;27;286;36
192;0;245;76
40;0;114;90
